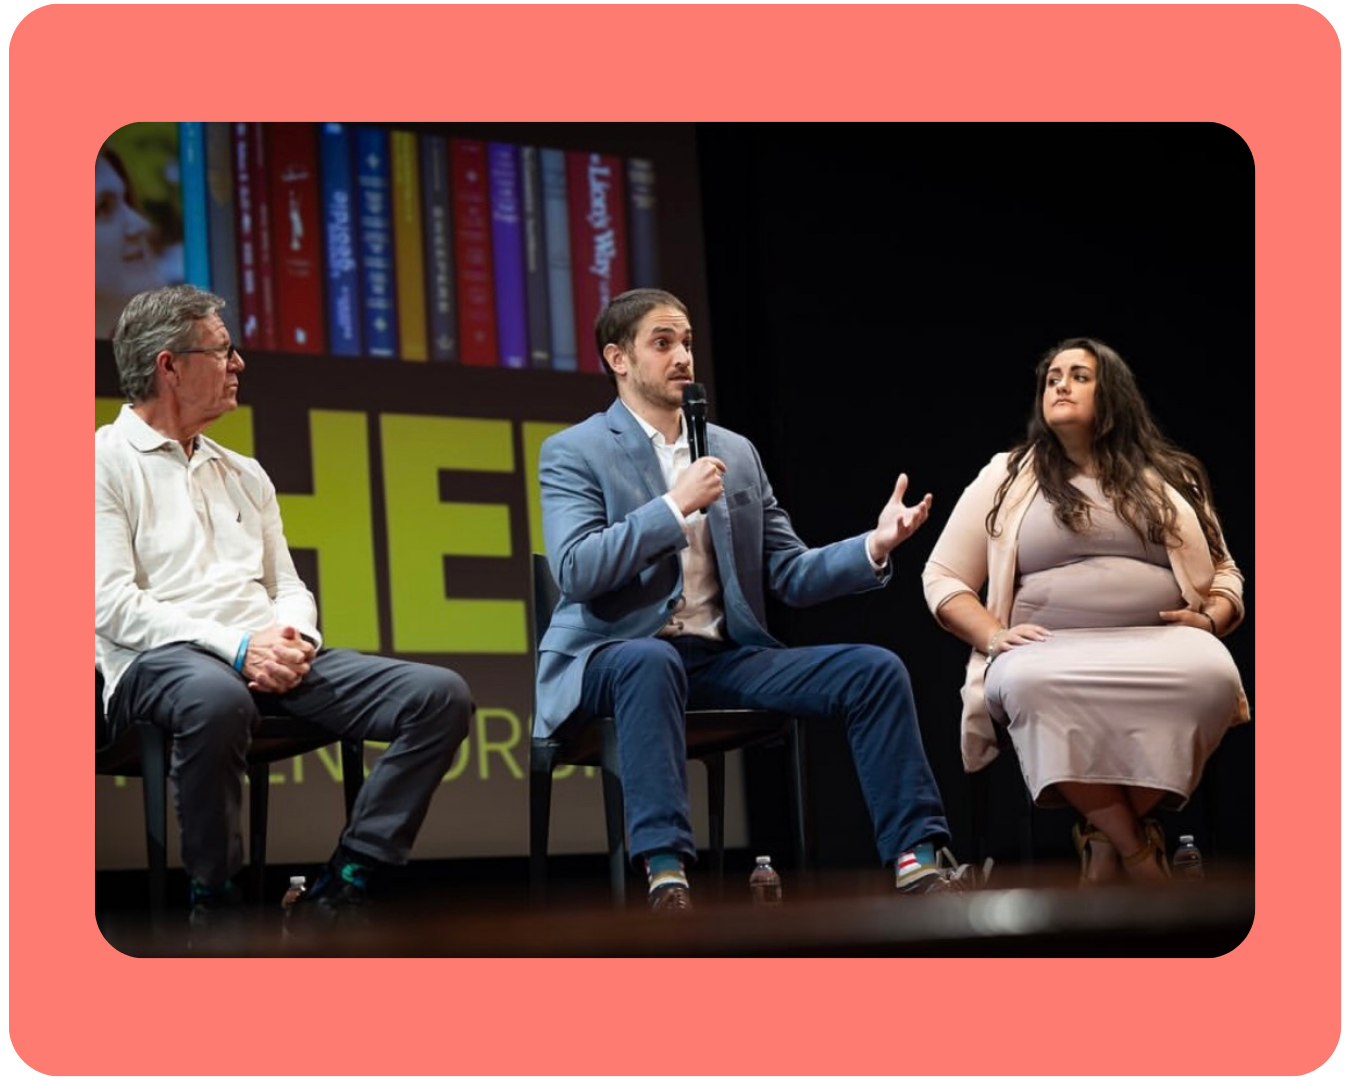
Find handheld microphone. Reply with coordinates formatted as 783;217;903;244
681;382;711;514
681;382;709;460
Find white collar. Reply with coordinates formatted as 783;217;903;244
621;400;687;448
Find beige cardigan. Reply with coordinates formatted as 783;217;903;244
922;452;1250;772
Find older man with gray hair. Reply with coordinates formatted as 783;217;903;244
96;284;473;940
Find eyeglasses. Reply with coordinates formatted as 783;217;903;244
175;343;239;363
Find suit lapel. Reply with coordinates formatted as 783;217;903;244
705;430;763;643
607;399;667;503
705;427;735;580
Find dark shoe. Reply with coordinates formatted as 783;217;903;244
288;881;371;931
188;883;249;953
897;871;952;895
936;846;986;890
897;848;984;894
648;882;693;913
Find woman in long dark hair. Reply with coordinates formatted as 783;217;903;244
922;338;1249;883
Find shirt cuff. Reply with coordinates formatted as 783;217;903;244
865;531;888;575
662;494;690;530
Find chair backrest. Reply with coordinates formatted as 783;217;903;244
95;669;111;750
529;553;560;655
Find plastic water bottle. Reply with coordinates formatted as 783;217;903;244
1171;835;1205;881
749;855;782;905
280;875;307;934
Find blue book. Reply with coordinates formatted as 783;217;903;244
539;148;578;371
204;122;240;341
519;146;552;369
627;157;660;288
420;133;457;362
319;124;363;357
488;142;528;369
179;122;210;287
355;125;398;358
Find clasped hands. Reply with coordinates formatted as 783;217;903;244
243;624;315;694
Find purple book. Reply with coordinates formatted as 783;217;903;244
487;142;528;369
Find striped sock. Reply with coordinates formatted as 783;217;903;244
644;852;688;894
895;841;941;892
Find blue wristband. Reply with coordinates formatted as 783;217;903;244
233;634;251;672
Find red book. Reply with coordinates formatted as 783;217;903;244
266;123;325;354
450;138;497;366
232;123;273;350
566;151;629;374
246;123;278;350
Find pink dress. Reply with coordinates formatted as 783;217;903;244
983;477;1242;809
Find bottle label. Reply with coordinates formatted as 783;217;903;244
751;882;782;904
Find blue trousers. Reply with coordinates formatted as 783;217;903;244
577;636;950;867
107;643;473;886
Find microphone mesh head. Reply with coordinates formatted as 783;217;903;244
682;382;707;405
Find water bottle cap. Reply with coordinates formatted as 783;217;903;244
755;855;772;866
289;875;306;886
1179;835;1195;845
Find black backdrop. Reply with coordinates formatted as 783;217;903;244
695;123;1254;869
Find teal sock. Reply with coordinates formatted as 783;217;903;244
644;852;688;893
188;878;236;906
312;846;373;897
339;862;368;889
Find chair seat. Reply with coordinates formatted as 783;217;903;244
96;671;364;912
535;708;796;768
527;554;809;905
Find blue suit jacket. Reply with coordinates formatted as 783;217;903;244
534;399;889;735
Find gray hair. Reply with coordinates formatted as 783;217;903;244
111;284;228;402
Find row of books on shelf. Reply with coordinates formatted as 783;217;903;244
180;122;662;370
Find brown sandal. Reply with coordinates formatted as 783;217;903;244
1120;819;1172;879
1072;819;1121;885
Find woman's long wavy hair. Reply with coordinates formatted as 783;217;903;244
986;338;1225;559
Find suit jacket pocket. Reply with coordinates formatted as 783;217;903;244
725;486;755;510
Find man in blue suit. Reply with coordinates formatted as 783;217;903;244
537;288;963;910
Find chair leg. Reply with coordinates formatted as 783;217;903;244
340;739;364;819
248;761;270;904
138;725;170;914
967;766;990;866
704;753;726;882
1200;768;1221;861
598;720;627;908
787;719;809;871
529;740;558;903
1019;783;1036;864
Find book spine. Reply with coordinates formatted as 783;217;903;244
566;151;629;374
204;122;241;342
450;138;497;366
540;148;577;371
318;123;362;357
355;125;398;358
420;133;457;362
248;123;279;350
179;122;210;287
232;123;264;348
520;146;552;370
268;123;325;354
488;142;528;369
390;130;428;361
626;157;660;288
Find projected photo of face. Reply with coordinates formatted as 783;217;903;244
95;128;184;338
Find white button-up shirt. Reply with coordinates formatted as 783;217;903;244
95;404;321;707
621;403;725;641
